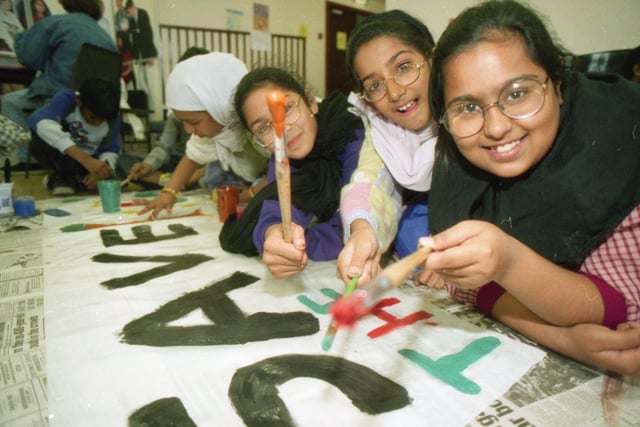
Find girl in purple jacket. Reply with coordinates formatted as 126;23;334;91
220;67;366;278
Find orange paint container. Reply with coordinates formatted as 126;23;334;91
217;185;239;222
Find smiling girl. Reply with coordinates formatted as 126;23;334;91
219;67;365;278
337;10;441;288
424;0;640;376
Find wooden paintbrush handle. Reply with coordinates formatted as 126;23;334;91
383;245;432;287
275;160;292;243
267;90;292;243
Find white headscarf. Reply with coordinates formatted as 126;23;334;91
347;92;437;192
165;52;250;173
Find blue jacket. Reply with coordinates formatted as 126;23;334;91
14;12;117;98
29;89;121;168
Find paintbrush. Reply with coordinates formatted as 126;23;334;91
330;245;433;328
266;90;293;243
321;276;359;351
120;176;132;187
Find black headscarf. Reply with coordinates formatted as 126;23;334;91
219;91;364;256
429;73;640;270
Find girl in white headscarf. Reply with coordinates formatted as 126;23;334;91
136;52;268;217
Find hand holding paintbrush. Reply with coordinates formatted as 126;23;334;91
330;245;433;327
266;90;293;243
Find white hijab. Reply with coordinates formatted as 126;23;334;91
347;92;438;192
165;52;249;172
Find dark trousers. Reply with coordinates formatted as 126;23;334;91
30;132;89;190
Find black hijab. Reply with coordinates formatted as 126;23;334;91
429;73;640;270
219;91;364;256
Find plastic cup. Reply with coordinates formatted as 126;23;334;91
217;185;239;222
0;182;14;218
13;196;36;217
98;179;121;213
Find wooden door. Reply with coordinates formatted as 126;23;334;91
325;2;372;96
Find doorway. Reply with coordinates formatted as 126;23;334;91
325;2;372;96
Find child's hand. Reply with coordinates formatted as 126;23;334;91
262;223;308;278
87;158;113;180
82;172;100;190
414;267;445;289
129;163;152;180
135;191;175;218
566;322;640;377
336;219;381;287
422;220;517;289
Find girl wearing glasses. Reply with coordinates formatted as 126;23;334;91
337;10;442;288
219;67;366;278
423;0;640;376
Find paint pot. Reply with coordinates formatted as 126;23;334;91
0;182;14;218
217;185;239;222
13;196;36;217
97;179;121;213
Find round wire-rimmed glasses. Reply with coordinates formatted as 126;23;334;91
251;97;302;148
440;76;549;138
359;61;427;103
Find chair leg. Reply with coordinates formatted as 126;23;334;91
25;140;31;178
3;158;10;183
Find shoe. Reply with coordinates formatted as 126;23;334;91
52;184;75;196
42;172;57;191
42;173;56;190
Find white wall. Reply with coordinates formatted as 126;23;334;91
47;0;639;113
149;0;639;109
388;0;640;54
150;0;384;100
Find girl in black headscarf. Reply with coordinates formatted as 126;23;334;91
219;67;365;278
422;0;640;376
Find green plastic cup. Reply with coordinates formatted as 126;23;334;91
98;179;121;213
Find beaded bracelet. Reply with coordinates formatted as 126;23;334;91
160;187;178;201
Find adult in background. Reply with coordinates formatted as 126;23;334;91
0;0;117;162
124;0;156;98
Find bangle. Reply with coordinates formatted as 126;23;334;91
160;187;178;201
248;186;255;198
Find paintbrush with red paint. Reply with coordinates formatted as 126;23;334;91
321;276;359;351
267;90;292;243
330;246;433;327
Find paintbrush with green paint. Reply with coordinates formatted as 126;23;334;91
321;276;359;351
